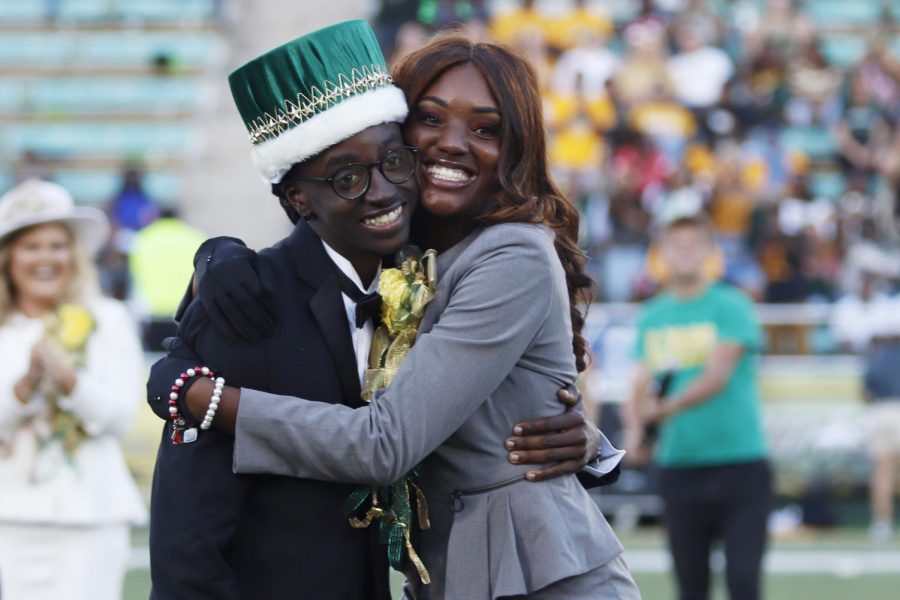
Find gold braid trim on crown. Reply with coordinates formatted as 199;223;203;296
247;64;395;145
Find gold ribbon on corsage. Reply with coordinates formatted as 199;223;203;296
362;247;437;401
346;247;437;585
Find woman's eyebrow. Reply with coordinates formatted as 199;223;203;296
419;96;499;115
418;95;448;107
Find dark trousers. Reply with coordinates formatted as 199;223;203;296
659;459;772;600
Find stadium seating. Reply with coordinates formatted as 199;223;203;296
0;31;224;69
0;76;208;114
820;35;869;69
0;1;224;204
0;0;217;24
780;126;836;161
808;170;847;202
2;122;201;158
0;169;180;205
805;0;883;28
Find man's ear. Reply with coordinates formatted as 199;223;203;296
284;183;312;220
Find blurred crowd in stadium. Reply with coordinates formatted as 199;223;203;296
3;0;899;335
377;0;900;311
370;0;900;545
0;2;898;598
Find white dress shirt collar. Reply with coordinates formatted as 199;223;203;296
321;240;380;385
321;241;380;294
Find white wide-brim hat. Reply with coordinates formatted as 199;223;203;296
0;179;110;257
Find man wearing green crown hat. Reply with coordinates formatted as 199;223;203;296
148;20;416;599
147;20;612;599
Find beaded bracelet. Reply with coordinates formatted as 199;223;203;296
200;377;225;430
169;366;215;445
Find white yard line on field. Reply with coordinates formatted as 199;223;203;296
623;548;900;576
129;546;900;575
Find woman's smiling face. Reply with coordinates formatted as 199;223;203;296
404;63;501;221
8;223;74;307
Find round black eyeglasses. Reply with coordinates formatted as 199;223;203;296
293;146;419;201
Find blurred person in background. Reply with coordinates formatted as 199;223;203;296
0;180;146;599
830;257;893;354
128;207;207;350
390;20;431;65
627;83;698;163
708;151;767;298
742;0;814;60
872;123;900;242
613;19;674;110
546;0;613;53
374;0;421;54
623;211;770;600
547;19;620;148
728;42;789;128
489;0;544;48
862;310;900;542
784;38;842;127
416;0;489;31
106;165;160;235
667;17;734;128
856;38;900;120
834;70;891;185
597;129;674;301
100;165;161;301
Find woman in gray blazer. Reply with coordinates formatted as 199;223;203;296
178;34;639;599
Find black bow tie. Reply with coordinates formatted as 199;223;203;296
335;269;382;329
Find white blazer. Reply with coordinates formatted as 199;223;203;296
0;297;147;526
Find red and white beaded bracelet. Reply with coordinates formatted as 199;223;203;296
169;365;215;445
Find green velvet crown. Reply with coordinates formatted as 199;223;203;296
228;20;409;183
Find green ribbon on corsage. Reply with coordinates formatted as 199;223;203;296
344;247;438;585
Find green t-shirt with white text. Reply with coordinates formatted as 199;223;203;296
634;283;767;467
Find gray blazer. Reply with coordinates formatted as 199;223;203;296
233;223;625;598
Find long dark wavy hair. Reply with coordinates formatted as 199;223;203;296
393;32;593;372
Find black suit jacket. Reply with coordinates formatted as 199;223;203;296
147;222;391;599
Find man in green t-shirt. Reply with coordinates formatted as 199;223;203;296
623;213;771;600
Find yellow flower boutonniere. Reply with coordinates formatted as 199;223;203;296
379;268;412;334
377;248;437;338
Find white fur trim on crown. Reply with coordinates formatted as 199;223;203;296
250;85;409;184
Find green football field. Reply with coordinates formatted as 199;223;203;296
124;570;898;599
124;527;899;599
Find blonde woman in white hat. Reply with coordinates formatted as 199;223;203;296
0;179;146;599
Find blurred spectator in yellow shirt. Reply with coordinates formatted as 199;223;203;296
551;117;604;170
548;28;620;132
711;159;757;239
128;208;206;348
614;19;674;109
490;0;546;46
628;86;698;160
545;0;613;53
